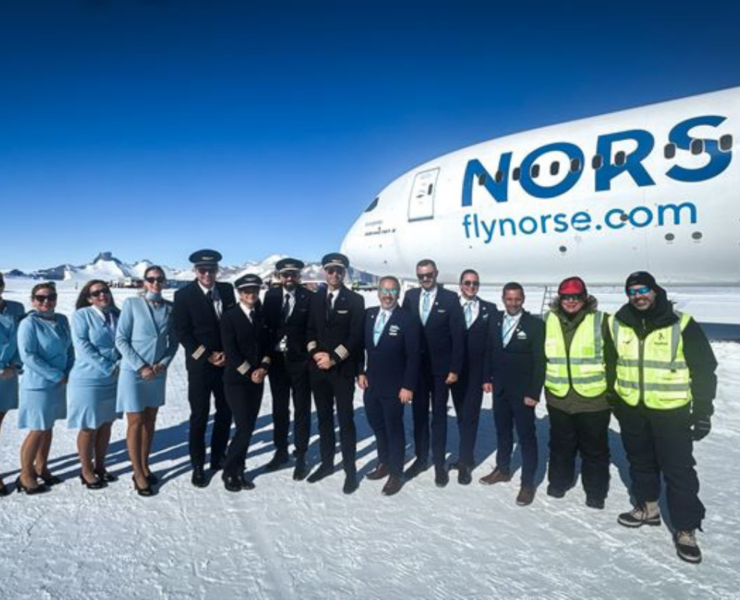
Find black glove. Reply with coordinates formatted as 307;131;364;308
691;416;712;441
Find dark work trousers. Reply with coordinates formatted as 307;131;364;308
493;392;538;486
413;369;451;467
364;390;406;477
187;365;232;468
223;380;264;478
267;355;311;456
547;404;611;500
614;401;705;531
310;367;357;474
451;372;484;467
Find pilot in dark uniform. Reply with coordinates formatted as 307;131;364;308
401;259;465;487
358;276;420;496
220;274;271;492
450;269;498;485
173;249;236;487
305;253;365;494
262;258;313;480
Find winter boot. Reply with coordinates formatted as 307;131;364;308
674;530;702;564
617;500;661;528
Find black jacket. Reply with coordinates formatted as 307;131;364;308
220;304;271;385
262;285;313;362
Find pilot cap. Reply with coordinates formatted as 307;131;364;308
276;258;305;274
189;249;222;268
234;274;263;291
558;276;587;297
322;252;350;270
625;271;658;294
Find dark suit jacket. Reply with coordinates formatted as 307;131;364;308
402;286;465;377
306;285;365;378
462;299;498;386
361;306;421;397
485;310;545;401
220;304;270;384
173;280;237;371
262;285;313;362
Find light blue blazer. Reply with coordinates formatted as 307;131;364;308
0;300;25;370
115;297;178;373
17;311;75;389
69;307;121;384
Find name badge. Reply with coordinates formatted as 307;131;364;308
517;330;527;340
337;310;349;314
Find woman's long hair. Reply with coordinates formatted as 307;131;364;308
75;279;118;311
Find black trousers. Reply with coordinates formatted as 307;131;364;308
547;404;611;500
614;401;705;531
493;392;538;486
364;390;406;477
310;367;356;474
413;370;451;467
223;380;264;477
451;368;484;467
267;355;311;456
187;365;232;467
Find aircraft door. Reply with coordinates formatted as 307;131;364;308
408;168;439;221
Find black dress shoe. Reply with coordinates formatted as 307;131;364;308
191;465;209;488
343;473;359;495
457;464;472;486
146;473;159;486
240;474;256;491
132;476;154;497
404;458;429;480
80;474;106;490
382;475;404;496
435;465;449;488
293;457;309;481
37;472;62;486
15;477;50;495
223;474;243;492
307;463;334;483
96;470;119;483
264;449;290;472
365;463;390;481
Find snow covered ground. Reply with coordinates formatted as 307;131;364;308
0;280;737;599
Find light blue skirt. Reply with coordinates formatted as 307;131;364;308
18;385;67;430
0;374;19;412
67;379;119;429
116;369;167;413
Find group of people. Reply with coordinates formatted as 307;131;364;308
0;251;717;565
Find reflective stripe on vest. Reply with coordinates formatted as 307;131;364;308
544;311;607;398
610;312;692;410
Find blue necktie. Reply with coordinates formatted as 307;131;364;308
464;302;473;328
421;292;431;325
373;310;387;346
502;315;517;346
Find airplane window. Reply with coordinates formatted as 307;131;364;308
592;155;603;170
558;246;567;253
494;170;504;184
364;197;379;212
550;162;559;176
665;233;675;241
512;167;521;181
478;173;487;185
570;158;581;172
531;164;540;179
692;231;703;240
664;143;676;159
615;151;626;166
720;134;733;151
690;139;704;155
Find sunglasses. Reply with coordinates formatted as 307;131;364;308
379;288;399;296
326;267;345;275
461;280;479;288
145;276;166;284
561;294;585;302
628;286;651;296
197;267;217;275
417;272;435;281
281;271;300;278
34;293;58;303
89;289;111;298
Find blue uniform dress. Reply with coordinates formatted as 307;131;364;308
17;311;75;431
115;297;178;413
67;307;121;429
0;300;25;412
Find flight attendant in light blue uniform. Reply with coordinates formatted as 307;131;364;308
68;280;122;490
17;282;75;494
0;272;25;496
116;266;178;496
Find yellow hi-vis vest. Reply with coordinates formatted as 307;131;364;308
609;312;692;409
544;311;607;398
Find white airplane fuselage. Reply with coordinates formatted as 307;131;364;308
341;87;739;286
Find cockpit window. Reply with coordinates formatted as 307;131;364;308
364;197;379;212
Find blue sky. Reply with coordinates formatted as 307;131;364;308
1;0;739;270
